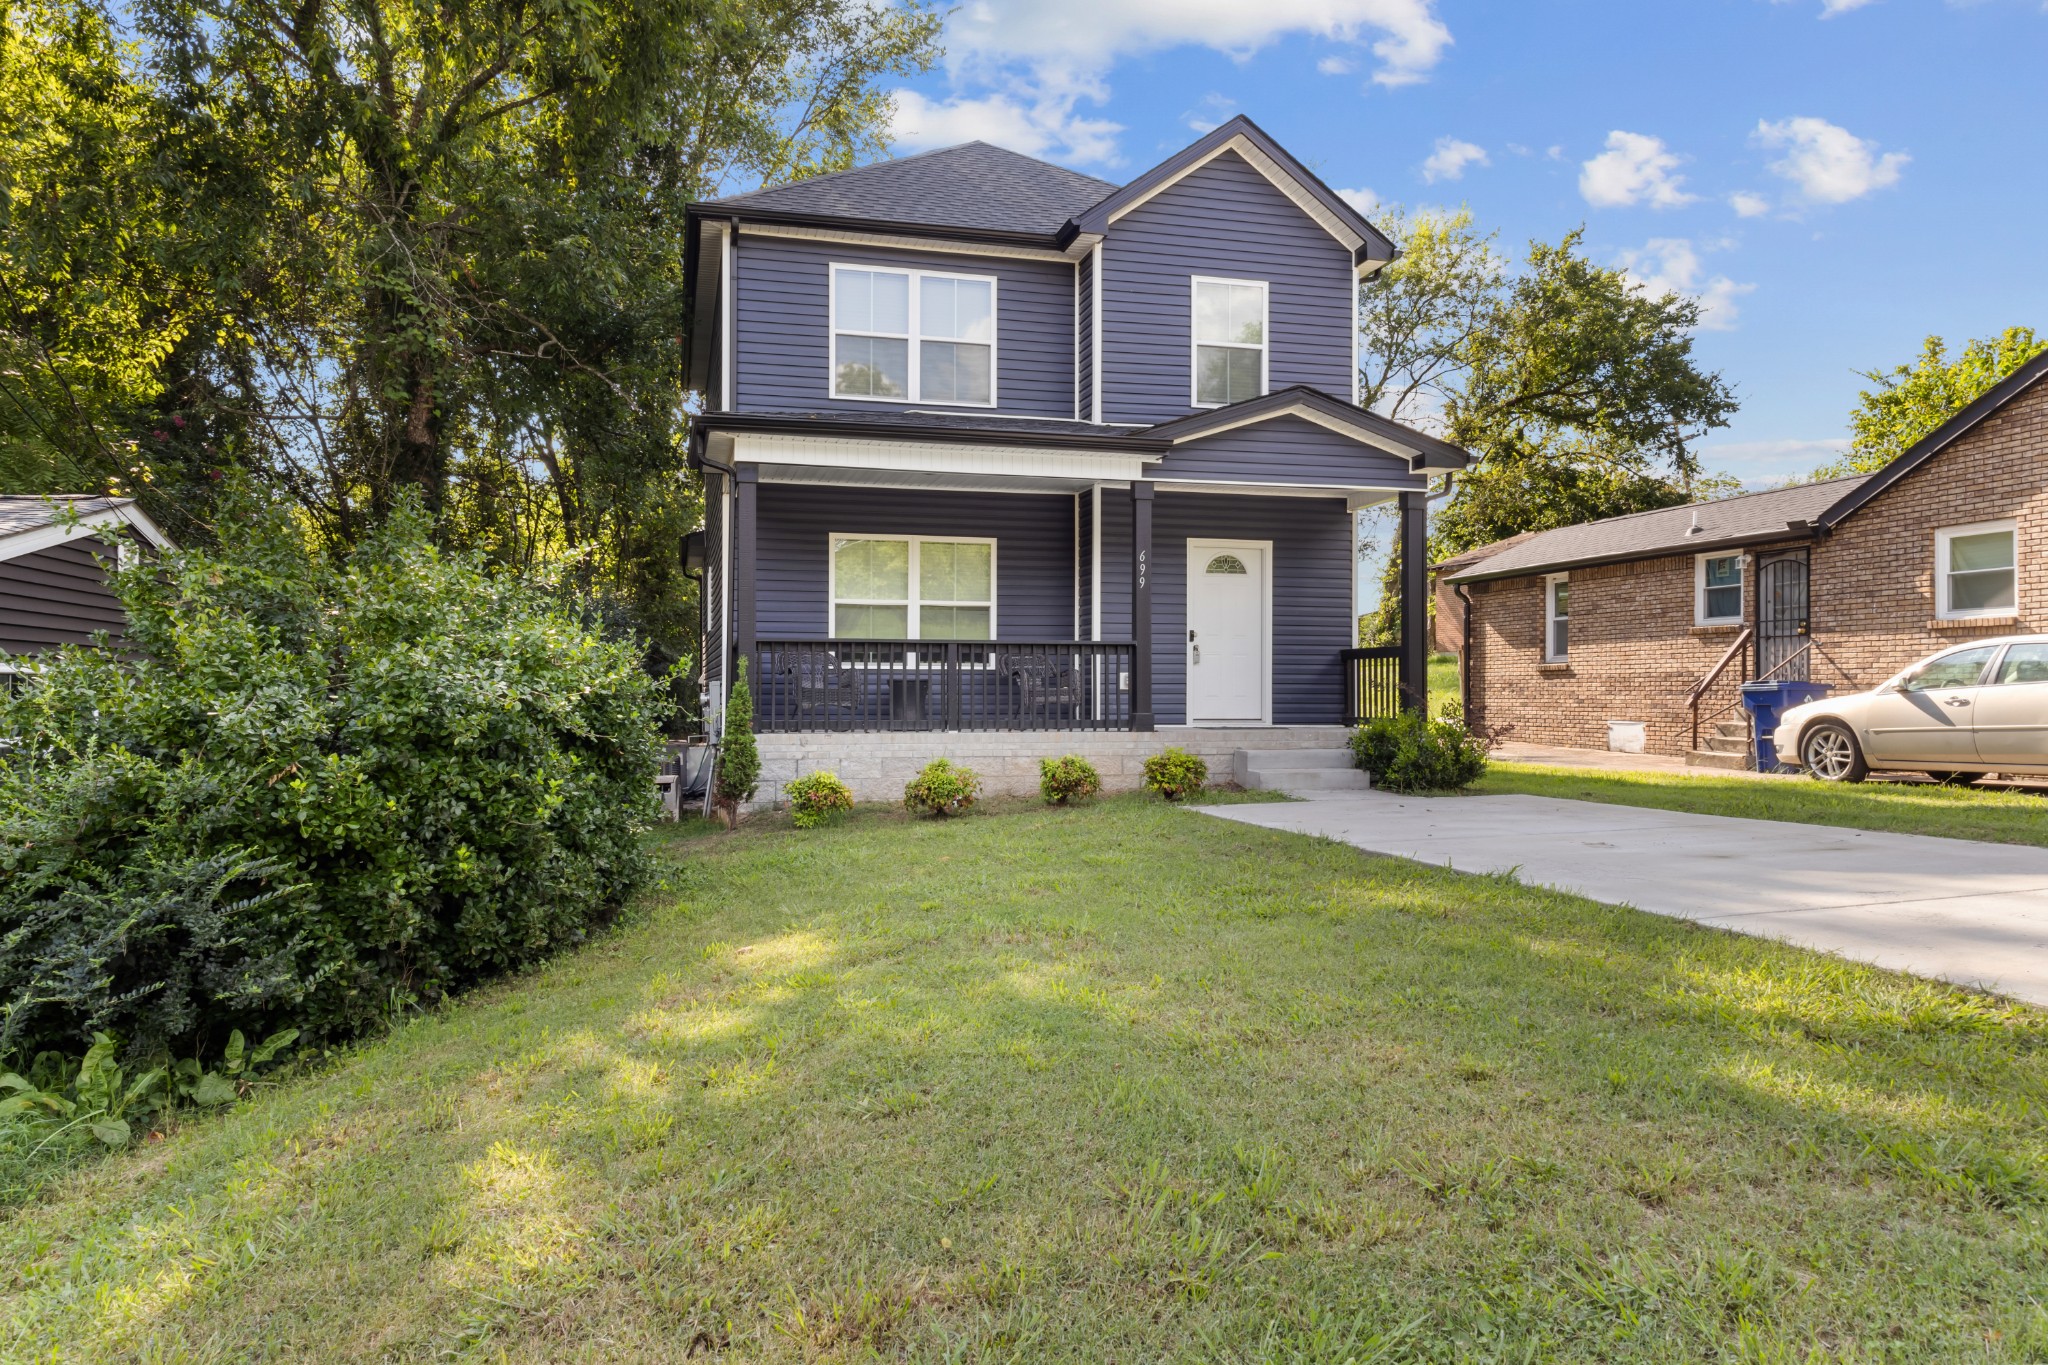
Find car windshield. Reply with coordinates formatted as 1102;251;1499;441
1898;645;2000;692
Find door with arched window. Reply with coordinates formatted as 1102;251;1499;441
1186;539;1271;723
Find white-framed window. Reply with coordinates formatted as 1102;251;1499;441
1544;573;1570;663
829;264;996;406
1935;519;2017;620
1695;552;1743;625
830;534;996;640
1190;276;1267;407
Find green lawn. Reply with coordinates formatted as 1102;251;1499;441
1429;651;1459;717
1481;762;2048;848
5;797;2047;1362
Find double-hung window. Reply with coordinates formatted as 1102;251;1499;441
1935;520;2017;620
1191;277;1267;406
831;265;995;405
1695;552;1743;625
831;535;995;640
1544;574;1570;662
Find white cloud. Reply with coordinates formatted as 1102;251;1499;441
1579;131;1697;209
1729;190;1771;218
1183;93;1237;134
1753;116;1908;203
1699;438;1851;484
1820;0;1879;14
1336;186;1380;214
1616;237;1756;331
889;87;1123;165
1420;137;1488;183
898;1;1453;164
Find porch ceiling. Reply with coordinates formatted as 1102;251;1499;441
755;462;1109;495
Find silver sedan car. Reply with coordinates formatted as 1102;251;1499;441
1774;635;2048;782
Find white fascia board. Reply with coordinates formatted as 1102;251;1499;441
740;221;1073;264
0;506;172;565
1106;135;1365;255
1150;479;1414;513
1171;402;1423;460
731;432;1154;485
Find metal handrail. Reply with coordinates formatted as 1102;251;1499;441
1688;625;1754;751
1753;640;1813;685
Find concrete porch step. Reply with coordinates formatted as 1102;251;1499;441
1702;734;1751;754
1712;720;1750;740
1233;748;1371;793
1687;749;1755;771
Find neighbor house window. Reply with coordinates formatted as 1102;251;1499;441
1696;552;1743;625
1191;277;1267;406
831;534;995;639
1935;520;2017;620
1544;574;1570;662
831;265;995;405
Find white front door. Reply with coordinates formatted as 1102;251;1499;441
1186;539;1270;724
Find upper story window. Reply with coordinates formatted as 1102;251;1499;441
1935;520;2016;620
1695;552;1743;626
1544;574;1570;663
1191;276;1267;407
831;265;996;406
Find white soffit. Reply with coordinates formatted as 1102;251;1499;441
1151;478;1412;511
0;505;172;564
739;222;1074;265
1107;136;1365;255
731;432;1154;484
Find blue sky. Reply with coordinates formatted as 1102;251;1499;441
885;0;2048;489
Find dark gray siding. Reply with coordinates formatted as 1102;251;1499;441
1095;488;1133;644
0;538;127;658
733;236;1076;418
1157;414;1420;488
755;485;1075;639
1076;491;1092;638
1076;254;1094;421
1100;151;1354;427
703;474;725;689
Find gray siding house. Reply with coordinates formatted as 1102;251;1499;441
684;116;1467;796
0;496;172;672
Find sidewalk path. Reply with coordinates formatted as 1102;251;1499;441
1198;791;2048;1007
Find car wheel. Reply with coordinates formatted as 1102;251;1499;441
1801;721;1867;783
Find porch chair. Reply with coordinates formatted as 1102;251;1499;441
1000;651;1085;725
781;650;862;726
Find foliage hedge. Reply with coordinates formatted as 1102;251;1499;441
903;759;980;817
1350;711;1490;792
784;771;854;829
1038;755;1102;805
0;494;667;1063
1142;747;1207;801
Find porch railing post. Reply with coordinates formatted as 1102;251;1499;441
1130;481;1155;731
945;641;961;730
732;465;759;691
1397;488;1427;714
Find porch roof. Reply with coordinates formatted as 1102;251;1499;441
692;408;1168;454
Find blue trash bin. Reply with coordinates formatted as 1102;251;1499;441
1740;680;1834;771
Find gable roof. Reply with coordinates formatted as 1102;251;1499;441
1068;116;1396;270
0;495;173;564
700;142;1119;240
1145;386;1470;471
1815;347;2048;529
1441;476;1870;584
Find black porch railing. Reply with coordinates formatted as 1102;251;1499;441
755;639;1136;732
1340;646;1403;725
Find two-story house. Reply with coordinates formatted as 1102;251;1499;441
683;116;1469;799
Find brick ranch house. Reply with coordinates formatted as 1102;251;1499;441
1440;348;2048;766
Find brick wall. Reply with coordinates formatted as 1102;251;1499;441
1459;375;2048;758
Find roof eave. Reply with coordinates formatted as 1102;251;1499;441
685;201;1065;251
1442;526;1820;586
694;410;1171;455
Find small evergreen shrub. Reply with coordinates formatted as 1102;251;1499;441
784;771;854;829
715;658;761;824
1349;711;1490;793
1038;755;1102;805
903;759;981;818
1142;747;1208;801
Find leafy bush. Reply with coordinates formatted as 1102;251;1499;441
715;657;761;823
1038;755;1103;805
784;771;854;828
1349;711;1491;792
1143;747;1208;801
0;491;667;1062
903;759;981;818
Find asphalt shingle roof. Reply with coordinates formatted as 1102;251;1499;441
0;495;129;539
1443;476;1872;582
702;143;1119;237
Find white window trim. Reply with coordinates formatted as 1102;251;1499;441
1934;518;2019;621
827;263;999;408
1694;551;1744;626
1189;275;1269;409
1544;573;1570;663
828;532;999;639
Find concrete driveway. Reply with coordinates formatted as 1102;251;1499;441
1197;791;2048;1007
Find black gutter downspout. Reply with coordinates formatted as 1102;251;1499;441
1453;581;1474;720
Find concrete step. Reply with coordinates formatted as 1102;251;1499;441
1712;720;1750;740
1242;765;1374;793
1687;749;1755;771
1703;735;1751;754
1235;747;1355;769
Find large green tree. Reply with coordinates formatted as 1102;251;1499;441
1357;214;1739;642
1815;326;2045;477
